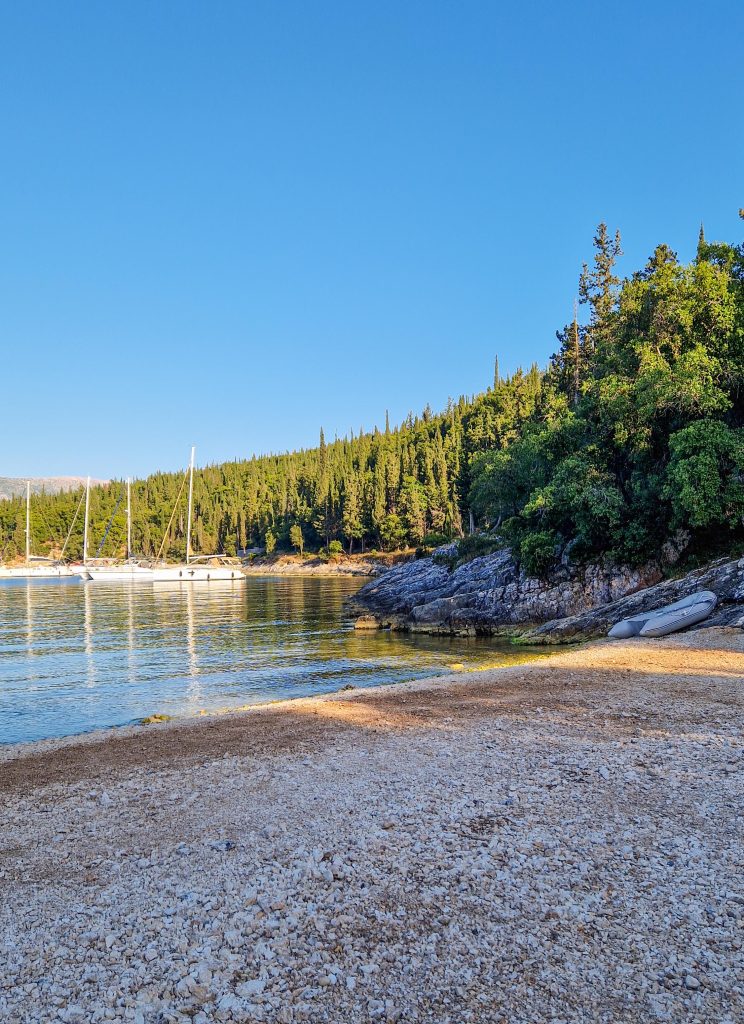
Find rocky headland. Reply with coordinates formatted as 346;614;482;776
352;546;744;642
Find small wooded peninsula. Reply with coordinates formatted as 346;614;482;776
2;218;743;572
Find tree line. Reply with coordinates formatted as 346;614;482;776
2;213;743;574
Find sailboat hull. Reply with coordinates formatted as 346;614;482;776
85;565;156;582
82;562;244;582
150;565;244;582
0;565;77;579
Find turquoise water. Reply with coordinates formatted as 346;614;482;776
0;576;546;745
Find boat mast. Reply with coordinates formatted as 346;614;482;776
25;481;31;563
126;478;132;560
83;476;91;564
185;446;195;565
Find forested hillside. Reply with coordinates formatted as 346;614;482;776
2;216;743;572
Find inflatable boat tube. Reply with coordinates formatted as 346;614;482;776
638;598;717;638
608;590;717;639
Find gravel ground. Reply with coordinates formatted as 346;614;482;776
1;628;743;1023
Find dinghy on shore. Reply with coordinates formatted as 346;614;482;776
608;590;717;639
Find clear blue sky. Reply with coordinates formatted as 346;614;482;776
2;1;742;479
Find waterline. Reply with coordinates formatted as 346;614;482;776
0;576;549;744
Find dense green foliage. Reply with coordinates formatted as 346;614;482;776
469;219;744;572
2;216;743;573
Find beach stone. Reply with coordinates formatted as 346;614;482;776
1;629;742;1023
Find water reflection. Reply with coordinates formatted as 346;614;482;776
186;583;197;679
25;581;33;661
127;584;135;686
84;580;96;689
0;577;550;745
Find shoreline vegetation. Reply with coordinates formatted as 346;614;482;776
2;628;743;1020
4;218;744;586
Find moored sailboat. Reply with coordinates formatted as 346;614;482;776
148;447;244;582
0;481;77;579
84;478;155;581
83;449;244;584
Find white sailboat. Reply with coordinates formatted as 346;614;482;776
0;481;77;579
84;478;155;582
83;448;243;584
149;447;244;583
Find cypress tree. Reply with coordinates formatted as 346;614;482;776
696;222;707;261
571;300;580;405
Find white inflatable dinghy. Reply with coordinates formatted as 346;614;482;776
608;590;717;639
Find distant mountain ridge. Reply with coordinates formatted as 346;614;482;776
0;477;106;501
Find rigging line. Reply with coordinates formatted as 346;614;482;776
108;522;127;558
156;469;190;562
96;486;126;558
60;491;86;559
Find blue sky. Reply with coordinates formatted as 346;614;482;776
1;1;742;479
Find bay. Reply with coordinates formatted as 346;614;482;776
0;576;547;745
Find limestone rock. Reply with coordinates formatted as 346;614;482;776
351;546;744;643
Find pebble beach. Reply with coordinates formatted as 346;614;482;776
1;628;743;1023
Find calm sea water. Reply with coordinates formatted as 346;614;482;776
0;576;547;745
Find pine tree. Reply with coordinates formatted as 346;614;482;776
579;223;622;349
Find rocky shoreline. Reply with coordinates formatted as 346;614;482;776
2;629;743;1022
352;546;744;642
241;553;408;578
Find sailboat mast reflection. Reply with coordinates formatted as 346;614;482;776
83;580;96;688
186;583;198;679
127;581;136;686
25;580;34;666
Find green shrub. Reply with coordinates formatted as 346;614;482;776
519;530;558;577
455;533;503;563
432;548;457;570
415;532;451;559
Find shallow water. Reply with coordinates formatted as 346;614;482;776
0;576;549;744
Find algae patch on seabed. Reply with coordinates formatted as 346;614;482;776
436;648;562;675
140;713;174;725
